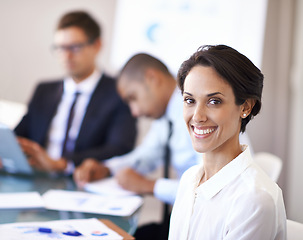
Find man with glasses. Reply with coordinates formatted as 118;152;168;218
15;11;136;174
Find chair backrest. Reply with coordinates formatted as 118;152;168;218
287;219;303;240
0;99;26;129
253;152;283;182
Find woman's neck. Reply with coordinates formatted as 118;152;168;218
200;137;242;184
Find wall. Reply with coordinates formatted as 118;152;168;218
0;0;117;104
286;0;303;222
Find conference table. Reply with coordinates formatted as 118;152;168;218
0;172;140;235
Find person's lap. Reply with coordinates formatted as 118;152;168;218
134;221;170;240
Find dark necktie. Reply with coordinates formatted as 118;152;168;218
162;120;173;234
61;92;80;159
164;120;173;179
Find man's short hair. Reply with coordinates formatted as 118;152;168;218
57;11;101;42
119;53;171;81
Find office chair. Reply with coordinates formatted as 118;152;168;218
253;152;283;182
287;219;303;240
0;99;26;129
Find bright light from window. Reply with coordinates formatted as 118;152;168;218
111;0;268;75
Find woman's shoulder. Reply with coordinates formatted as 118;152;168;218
241;163;282;201
227;164;285;219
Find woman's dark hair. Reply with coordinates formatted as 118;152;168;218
57;11;101;42
177;45;263;132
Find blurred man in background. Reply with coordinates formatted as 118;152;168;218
15;11;136;174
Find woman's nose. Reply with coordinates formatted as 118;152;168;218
192;105;207;123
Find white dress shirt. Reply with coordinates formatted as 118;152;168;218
46;69;102;169
169;145;286;240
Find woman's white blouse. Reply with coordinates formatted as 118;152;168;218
169;146;286;240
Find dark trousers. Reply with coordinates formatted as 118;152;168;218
134;218;170;240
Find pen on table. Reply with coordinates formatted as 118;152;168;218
38;227;82;236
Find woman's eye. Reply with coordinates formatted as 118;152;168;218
184;98;194;104
208;98;221;105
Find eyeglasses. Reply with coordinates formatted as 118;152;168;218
51;40;94;54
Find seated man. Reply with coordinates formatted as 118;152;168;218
14;11;136;173
74;53;252;239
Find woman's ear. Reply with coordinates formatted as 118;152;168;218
241;99;256;118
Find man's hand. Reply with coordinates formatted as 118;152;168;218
18;137;67;172
73;158;110;188
115;168;155;195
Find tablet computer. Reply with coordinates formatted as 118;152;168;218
0;123;33;175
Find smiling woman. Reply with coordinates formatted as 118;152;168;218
168;45;287;240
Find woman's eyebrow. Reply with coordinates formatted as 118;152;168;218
183;91;225;97
183;92;193;96
207;92;224;97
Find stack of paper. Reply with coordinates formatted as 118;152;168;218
0;218;123;240
0;178;143;217
84;177;137;196
0;192;44;209
42;189;143;217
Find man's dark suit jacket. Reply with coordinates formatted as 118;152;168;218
15;74;137;167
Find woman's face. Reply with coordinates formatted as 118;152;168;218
183;65;243;154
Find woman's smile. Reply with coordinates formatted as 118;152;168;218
191;125;217;138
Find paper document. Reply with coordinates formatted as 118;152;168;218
0;192;44;209
84;177;137;196
43;190;143;217
0;218;123;240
